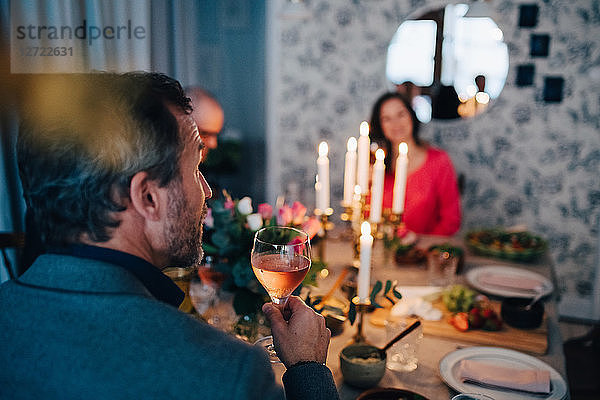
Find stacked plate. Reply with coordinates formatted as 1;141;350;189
439;347;568;400
465;265;553;299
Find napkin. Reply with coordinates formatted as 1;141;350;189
390;287;443;321
457;359;551;394
478;273;544;291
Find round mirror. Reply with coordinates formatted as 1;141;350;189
386;3;509;122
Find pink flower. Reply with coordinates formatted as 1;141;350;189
277;204;293;226
302;217;321;240
258;203;273;220
291;201;307;225
395;224;408;238
224;198;235;210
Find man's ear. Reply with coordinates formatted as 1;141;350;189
129;171;165;221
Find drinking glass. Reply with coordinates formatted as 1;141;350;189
427;249;458;286
251;226;312;362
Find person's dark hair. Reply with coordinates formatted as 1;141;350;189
17;72;192;247
369;92;420;171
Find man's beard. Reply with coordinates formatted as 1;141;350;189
165;180;206;268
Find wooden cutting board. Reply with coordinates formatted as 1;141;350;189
369;300;548;355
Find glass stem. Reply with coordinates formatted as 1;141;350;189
271;296;291;320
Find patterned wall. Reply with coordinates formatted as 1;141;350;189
268;0;600;314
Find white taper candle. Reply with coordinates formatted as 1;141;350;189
317;141;330;210
343;137;357;206
357;122;370;195
369;149;385;223
358;221;373;303
392;142;408;214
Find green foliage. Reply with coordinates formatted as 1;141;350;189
428;243;464;258
202;194;325;316
233;288;268;316
201;139;242;174
302;259;326;288
348;280;402;325
383;233;416;255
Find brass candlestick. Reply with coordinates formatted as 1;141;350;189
351;297;371;344
340;204;353;221
369;221;385;240
387;212;405;233
314;207;334;261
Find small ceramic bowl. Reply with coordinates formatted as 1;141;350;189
314;296;349;336
340;344;386;389
501;297;544;329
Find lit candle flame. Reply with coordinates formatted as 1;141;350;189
361;221;371;236
375;148;385;160
399;142;408;155
359;121;369;137
475;92;490;104
318;141;328;157
347;136;357;152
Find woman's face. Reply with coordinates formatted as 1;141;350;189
379;98;413;146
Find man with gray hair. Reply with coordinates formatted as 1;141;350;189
0;72;338;399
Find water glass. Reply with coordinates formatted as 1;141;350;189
384;318;423;372
427;249;458;286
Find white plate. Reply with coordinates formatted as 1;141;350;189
466;265;553;298
439;346;567;400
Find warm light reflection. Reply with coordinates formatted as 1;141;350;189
361;221;371;236
399;142;408;155
347;137;357;152
475;92;490;104
492;27;503;41
354;185;361;196
375;148;385;161
359;121;369;137
466;85;477;97
318;141;328;157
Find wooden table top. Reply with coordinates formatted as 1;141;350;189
299;230;568;400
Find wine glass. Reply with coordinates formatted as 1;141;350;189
251;226;312;362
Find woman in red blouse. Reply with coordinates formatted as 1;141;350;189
370;92;461;236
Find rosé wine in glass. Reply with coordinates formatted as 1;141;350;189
251;226;312;362
251;254;310;304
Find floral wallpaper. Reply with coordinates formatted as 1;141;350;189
268;0;600;316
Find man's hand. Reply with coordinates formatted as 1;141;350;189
262;296;331;368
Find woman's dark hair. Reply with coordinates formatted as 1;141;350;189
369;92;421;171
17;72;192;247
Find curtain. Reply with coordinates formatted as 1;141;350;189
0;0;200;280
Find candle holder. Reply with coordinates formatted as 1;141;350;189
387;212;405;233
351;230;360;268
350;297;371;344
340;204;353;222
369;221;385;240
314;207;334;230
314;207;334;261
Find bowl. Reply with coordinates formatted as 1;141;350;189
501;297;544;329
313;296;349;336
357;387;430;400
340;344;386;389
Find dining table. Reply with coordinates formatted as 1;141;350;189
272;228;570;400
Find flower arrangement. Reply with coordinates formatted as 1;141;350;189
201;191;324;315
